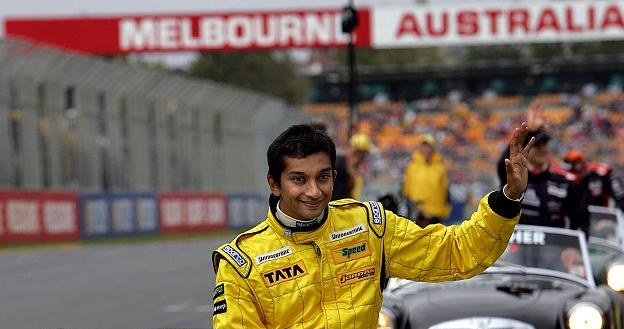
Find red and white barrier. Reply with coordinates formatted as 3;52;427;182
159;193;228;234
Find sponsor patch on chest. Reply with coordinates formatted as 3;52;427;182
255;246;293;265
330;241;371;264
329;224;367;242
337;265;376;287
262;260;308;287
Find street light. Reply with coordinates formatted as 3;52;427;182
342;0;359;138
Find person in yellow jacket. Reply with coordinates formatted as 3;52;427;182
402;133;451;227
212;123;534;329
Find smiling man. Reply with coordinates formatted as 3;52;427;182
212;123;534;329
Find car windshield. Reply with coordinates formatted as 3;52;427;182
588;205;624;245
499;225;592;282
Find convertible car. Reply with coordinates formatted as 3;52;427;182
587;206;624;293
379;225;624;329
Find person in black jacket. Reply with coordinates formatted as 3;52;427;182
497;103;590;235
562;150;624;212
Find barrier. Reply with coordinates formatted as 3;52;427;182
0;190;79;244
80;193;112;239
228;194;267;229
159;193;228;234
80;192;160;239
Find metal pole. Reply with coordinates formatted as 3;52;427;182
343;0;359;139
348;29;357;138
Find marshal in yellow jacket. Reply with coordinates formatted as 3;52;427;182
212;191;520;329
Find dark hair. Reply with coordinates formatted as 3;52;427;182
267;124;336;186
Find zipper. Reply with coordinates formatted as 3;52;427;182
309;241;325;324
311;241;321;258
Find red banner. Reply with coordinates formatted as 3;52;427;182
5;8;371;54
0;190;79;244
159;193;228;234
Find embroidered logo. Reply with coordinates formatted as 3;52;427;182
331;241;370;264
329;224;367;242
255;246;293;265
337;265;376;287
262;260;308;287
223;245;246;267
369;201;382;224
213;300;227;315
213;283;224;300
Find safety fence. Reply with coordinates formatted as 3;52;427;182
0;189;267;245
0;38;303;195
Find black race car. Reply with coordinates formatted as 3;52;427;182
587;206;624;294
379;225;624;329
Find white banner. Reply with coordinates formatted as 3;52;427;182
372;1;624;48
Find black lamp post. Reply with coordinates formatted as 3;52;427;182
342;0;359;138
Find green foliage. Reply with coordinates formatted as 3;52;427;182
187;51;310;104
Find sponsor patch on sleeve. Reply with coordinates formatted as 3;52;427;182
329;224;367;242
336;265;376;287
213;283;224;300
330;240;371;264
255;246;293;265
213;300;227;315
222;245;247;267
368;201;382;224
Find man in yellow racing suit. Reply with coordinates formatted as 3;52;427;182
212;123;534;329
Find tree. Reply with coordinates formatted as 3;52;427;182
187;51;309;104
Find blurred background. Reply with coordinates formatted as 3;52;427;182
1;0;623;328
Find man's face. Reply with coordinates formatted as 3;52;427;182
527;141;550;167
268;152;335;220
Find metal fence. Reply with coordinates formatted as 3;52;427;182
0;38;303;194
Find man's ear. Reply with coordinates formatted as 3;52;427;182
333;169;338;182
267;175;280;197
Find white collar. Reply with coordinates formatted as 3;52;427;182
276;201;325;229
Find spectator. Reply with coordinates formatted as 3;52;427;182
402;134;451;227
562;150;624;212
497;103;591;235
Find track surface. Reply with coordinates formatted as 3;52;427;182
0;234;236;329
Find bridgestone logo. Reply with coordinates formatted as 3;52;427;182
255;246;293;265
223;245;246;267
329;224;366;242
337;265;376;286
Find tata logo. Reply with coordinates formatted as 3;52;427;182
368;201;382;224
337;265;376;287
262;260;308;287
331;241;371;264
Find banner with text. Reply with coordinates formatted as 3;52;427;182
4;8;371;54
159;193;228;234
0;190;79;244
372;1;624;48
227;194;267;229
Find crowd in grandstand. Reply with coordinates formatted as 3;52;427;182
303;89;624;221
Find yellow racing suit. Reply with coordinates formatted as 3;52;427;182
212;190;520;329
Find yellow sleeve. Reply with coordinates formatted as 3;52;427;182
383;192;518;282
213;261;266;329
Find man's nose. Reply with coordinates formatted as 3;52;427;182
305;181;322;198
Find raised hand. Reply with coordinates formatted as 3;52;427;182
504;122;535;200
526;102;545;131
